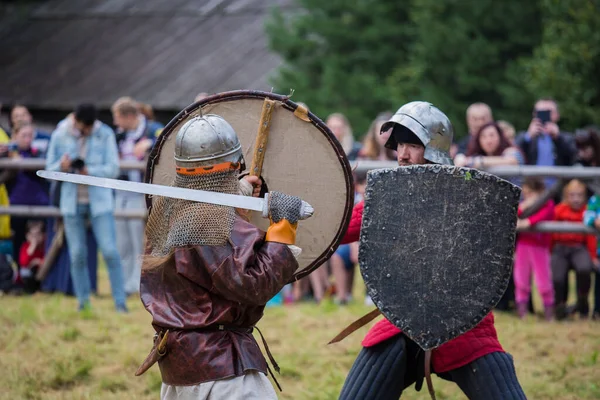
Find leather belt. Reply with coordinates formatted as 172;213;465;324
134;325;283;391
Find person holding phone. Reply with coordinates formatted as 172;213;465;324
516;98;577;192
516;98;576;180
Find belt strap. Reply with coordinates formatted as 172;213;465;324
254;326;282;392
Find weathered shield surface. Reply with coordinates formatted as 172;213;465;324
359;165;520;350
146;90;354;281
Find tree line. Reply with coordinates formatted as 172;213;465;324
266;0;600;138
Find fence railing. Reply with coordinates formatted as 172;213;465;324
1;159;599;233
3;158;600;179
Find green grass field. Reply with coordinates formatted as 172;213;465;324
1;269;599;400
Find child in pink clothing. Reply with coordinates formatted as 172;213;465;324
514;178;555;320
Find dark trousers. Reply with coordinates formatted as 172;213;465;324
339;334;526;400
551;244;593;316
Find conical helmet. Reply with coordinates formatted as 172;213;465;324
174;114;244;171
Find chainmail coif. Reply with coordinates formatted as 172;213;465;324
146;170;240;256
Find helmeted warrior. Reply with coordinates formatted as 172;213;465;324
136;114;307;399
337;102;526;399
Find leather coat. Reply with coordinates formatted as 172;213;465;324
140;216;298;385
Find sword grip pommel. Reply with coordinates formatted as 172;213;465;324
299;201;314;220
261;193;313;220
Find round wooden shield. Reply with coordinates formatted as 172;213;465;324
145;90;354;280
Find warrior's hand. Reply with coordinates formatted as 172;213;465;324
266;191;313;223
264;191;313;245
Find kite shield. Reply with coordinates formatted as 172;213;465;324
145;90;354;281
359;165;520;350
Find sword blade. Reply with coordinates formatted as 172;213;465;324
36;170;265;212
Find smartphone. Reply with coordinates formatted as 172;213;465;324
535;110;551;124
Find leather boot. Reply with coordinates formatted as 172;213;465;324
543;305;554;321
516;302;528;319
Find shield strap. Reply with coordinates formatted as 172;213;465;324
250;99;277;177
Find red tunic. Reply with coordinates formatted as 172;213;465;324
552;202;597;259
343;201;505;373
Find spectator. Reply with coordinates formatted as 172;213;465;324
583;194;600;320
326;113;361;161
455;121;524;311
514;178;555;320
0;128;13;260
574;126;600;167
454;121;525;186
18;220;45;294
1;122;49;268
498;120;516;146
552;180;596;320
137;102;156;121
357;112;395;161
454;102;493;156
9;105;52;156
516;98;576;188
111;97;163;296
46;104;127;312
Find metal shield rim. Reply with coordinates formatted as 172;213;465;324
145;89;354;281
360;165;518;350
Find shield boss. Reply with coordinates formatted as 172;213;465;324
359;165;520;350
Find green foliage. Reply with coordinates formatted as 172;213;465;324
266;0;411;135
388;0;543;136
267;0;600;139
518;0;600;131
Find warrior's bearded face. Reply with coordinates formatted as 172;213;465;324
396;142;426;166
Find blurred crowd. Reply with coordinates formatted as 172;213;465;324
0;95;599;321
286;98;600;323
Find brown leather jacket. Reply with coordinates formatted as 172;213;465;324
140;216;298;386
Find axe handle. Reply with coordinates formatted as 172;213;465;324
250;99;276;177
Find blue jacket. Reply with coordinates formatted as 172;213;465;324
46;120;119;217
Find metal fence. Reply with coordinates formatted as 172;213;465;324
1;159;599;234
